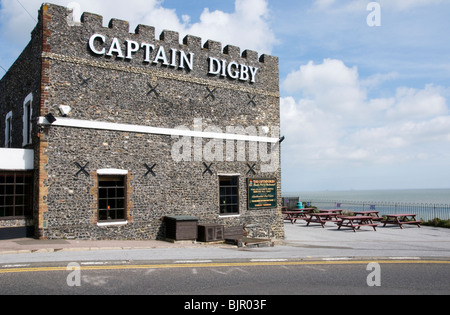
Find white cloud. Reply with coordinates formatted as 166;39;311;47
312;0;444;12
361;72;399;89
313;0;336;10
0;0;276;57
187;0;276;54
379;0;445;11
282;59;366;113
311;0;366;13
386;85;448;120
0;0;178;44
281;59;450;167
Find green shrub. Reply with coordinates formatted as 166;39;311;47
421;218;450;228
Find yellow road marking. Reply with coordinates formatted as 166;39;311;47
1;260;449;274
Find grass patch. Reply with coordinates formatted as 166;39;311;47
421;218;450;229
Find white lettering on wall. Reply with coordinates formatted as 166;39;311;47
141;43;155;63
88;34;258;82
126;40;140;59
88;34;194;70
88;33;106;55
106;37;124;58
208;57;258;83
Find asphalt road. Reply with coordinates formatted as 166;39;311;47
1;260;449;296
1;223;449;298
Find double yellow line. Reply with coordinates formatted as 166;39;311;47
1;260;449;274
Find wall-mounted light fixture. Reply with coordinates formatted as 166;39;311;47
261;126;269;135
58;105;71;117
45;113;57;124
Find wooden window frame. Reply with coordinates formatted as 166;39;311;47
0;172;33;219
5;111;12;148
97;175;127;222
219;176;240;215
22;93;33;147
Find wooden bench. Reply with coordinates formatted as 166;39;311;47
305;213;341;228
381;214;421;229
282;209;313;224
353;211;383;221
336;216;378;232
224;225;244;240
319;209;344;214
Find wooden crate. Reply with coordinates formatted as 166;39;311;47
224;225;244;240
198;224;224;242
164;216;198;241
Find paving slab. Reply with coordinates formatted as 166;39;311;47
0;222;449;263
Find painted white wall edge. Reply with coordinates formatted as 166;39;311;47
0;148;34;170
37;117;280;143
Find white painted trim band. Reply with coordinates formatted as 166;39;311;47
97;221;128;227
0;148;34;170
37;117;279;143
217;173;241;176
97;169;129;175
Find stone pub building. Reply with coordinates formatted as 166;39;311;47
0;3;284;241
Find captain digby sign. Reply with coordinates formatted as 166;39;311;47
0;3;283;242
88;33;259;83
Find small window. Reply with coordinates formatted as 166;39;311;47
22;93;33;147
219;176;239;215
0;172;33;218
98;175;126;222
5;111;12;148
24;102;31;145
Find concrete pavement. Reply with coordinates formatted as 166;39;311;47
0;222;449;263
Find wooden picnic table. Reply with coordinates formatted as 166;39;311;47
305;212;341;228
282;208;314;224
353;211;383;221
381;214;422;229
336;216;378;232
293;208;314;212
319;209;344;214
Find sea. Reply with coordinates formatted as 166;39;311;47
282;189;450;205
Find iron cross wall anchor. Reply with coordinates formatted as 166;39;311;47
74;162;89;177
247;163;257;175
205;87;217;101
247;94;257;107
78;74;91;89
144;163;157;177
203;162;214;176
147;83;160;97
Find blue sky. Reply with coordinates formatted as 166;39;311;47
1;0;450;192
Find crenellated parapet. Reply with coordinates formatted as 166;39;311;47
40;3;279;93
0;3;283;242
78;9;274;63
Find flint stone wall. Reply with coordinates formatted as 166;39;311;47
2;3;284;240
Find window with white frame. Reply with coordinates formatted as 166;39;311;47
98;175;127;221
0;171;33;218
5;111;12;148
219;176;240;215
22;93;33;147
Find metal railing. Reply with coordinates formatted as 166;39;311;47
282;197;450;221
